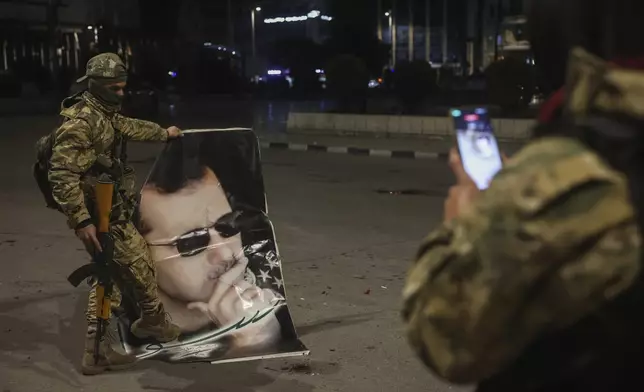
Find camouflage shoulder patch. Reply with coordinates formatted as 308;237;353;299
60;99;104;138
474;136;634;256
53;118;93;147
501;136;589;173
487;137;628;217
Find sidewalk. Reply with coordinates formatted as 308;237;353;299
0;113;527;162
257;133;526;160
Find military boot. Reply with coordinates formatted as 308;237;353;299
81;331;138;375
130;312;181;343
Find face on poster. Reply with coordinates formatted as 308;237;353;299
118;129;308;362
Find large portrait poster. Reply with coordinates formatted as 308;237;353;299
116;128;310;364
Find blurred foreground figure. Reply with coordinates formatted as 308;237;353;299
37;53;183;375
402;0;644;391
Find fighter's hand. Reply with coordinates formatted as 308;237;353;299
187;256;270;327
444;148;480;223
208;257;251;325
167;126;183;139
187;256;282;346
76;224;103;253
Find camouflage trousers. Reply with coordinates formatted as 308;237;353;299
85;221;162;333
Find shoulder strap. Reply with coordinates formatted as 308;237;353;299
120;135;128;164
109;131;129;165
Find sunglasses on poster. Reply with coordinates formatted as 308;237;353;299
148;209;268;257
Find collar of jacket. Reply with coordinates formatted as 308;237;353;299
82;91;120;116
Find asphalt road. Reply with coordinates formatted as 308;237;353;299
0;116;472;392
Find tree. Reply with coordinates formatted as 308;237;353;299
324;0;390;76
324;31;389;78
394;60;438;114
325;55;370;113
437;66;457;90
485;57;536;113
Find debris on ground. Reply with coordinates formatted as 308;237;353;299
281;363;318;375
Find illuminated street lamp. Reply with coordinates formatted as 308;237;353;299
377;0;383;40
252;7;261;58
387;5;397;67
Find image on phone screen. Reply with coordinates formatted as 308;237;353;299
451;108;503;190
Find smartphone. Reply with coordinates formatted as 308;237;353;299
450;107;503;190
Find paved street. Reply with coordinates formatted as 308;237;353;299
0;115;475;392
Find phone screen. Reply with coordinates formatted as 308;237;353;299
451;108;503;190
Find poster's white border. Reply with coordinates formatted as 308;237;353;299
182;128;253;134
210;350;311;365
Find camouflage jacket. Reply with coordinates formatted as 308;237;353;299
402;48;644;389
49;92;168;229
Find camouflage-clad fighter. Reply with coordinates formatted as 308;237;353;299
48;53;183;375
402;0;644;390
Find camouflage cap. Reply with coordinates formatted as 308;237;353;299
76;53;128;83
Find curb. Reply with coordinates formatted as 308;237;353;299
259;141;449;160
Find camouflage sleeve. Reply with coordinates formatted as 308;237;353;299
402;137;640;384
48;119;97;229
112;114;168;142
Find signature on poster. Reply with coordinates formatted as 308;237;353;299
137;304;284;360
172;343;224;360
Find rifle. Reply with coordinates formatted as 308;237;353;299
67;174;115;365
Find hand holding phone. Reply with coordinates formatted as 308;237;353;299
450;108;503;190
443;148;481;222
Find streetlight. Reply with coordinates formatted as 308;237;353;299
377;0;383;40
386;12;393;43
386;9;396;67
251;6;261;58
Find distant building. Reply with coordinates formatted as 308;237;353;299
0;0;145;88
380;0;470;71
464;0;527;71
243;0;332;76
0;0;89;75
498;15;530;55
384;25;447;64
